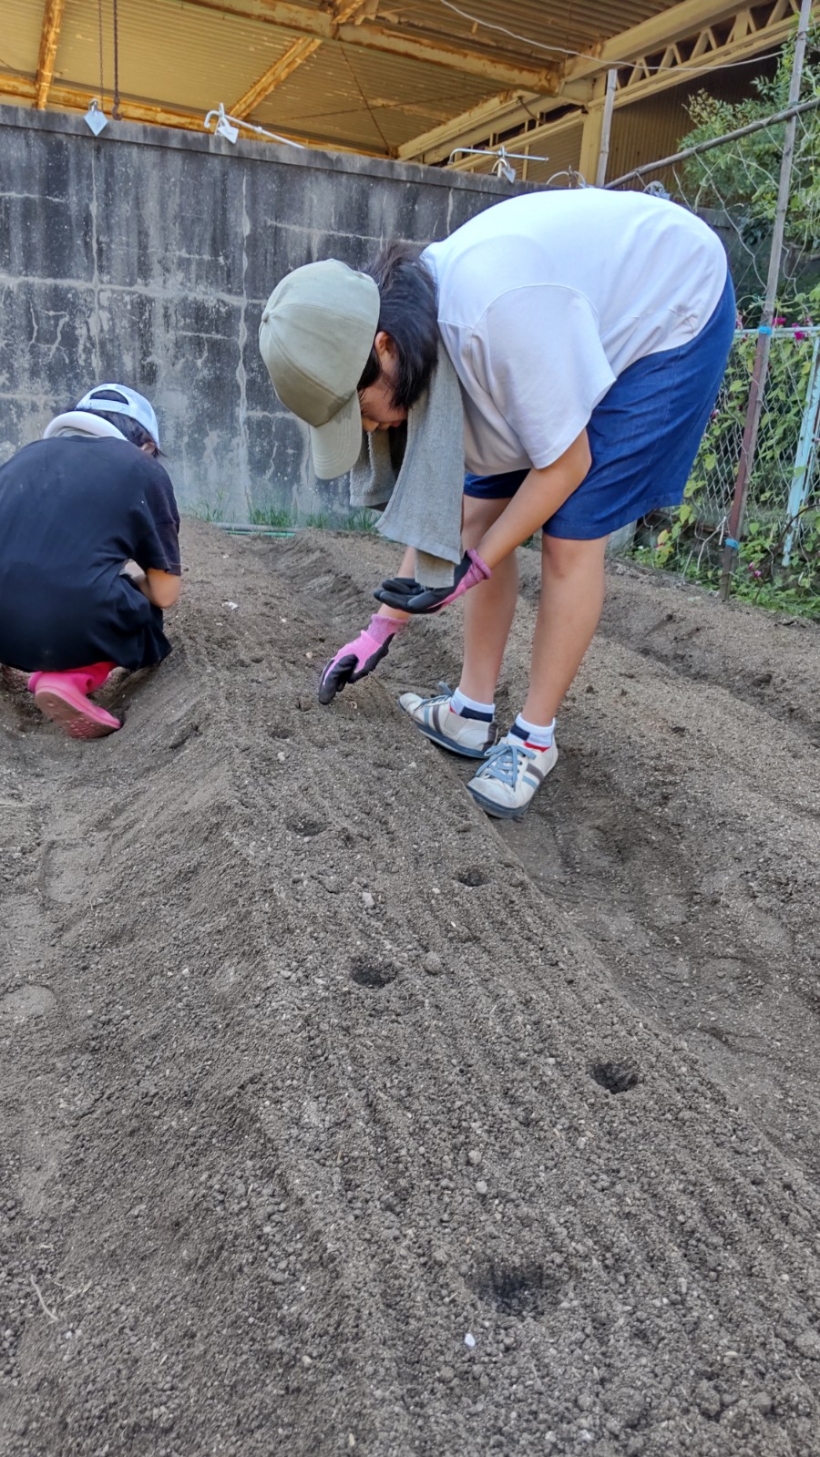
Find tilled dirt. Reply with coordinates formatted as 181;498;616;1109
2;520;820;1457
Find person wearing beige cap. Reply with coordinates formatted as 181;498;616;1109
259;190;733;819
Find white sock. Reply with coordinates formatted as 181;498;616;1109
509;713;555;750
451;687;495;722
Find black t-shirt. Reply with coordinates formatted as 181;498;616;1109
0;436;181;672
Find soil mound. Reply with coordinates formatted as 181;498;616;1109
2;521;820;1456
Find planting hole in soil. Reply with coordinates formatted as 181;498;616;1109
591;1061;641;1095
286;818;326;838
476;1260;556;1318
350;958;397;990
456;868;490;887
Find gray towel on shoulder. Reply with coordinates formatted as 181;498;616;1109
349;346;464;587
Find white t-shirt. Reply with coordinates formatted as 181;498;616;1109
422;190;728;475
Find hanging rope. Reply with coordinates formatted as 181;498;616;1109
112;0;120;119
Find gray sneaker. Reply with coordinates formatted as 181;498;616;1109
398;692;495;759
467;735;558;818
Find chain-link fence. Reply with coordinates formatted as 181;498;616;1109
630;325;820;585
601;19;820;609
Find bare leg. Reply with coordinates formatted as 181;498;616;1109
521;534;608;725
458;496;518;704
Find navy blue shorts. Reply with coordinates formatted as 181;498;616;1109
464;273;736;540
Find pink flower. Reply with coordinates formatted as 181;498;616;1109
773;315;786;327
794;329;808;341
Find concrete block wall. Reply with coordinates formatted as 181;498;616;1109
0;106;523;520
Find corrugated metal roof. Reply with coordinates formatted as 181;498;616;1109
253;40;492;150
1;0;790;164
402;0;675;64
55;0;300;111
2;0;46;74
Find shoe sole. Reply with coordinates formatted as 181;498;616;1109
413;719;491;760
34;689;121;740
467;786;529;819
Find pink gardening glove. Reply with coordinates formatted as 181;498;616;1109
318;613;406;705
373;549;491;614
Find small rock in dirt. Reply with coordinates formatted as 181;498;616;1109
423;952;442;976
432;1248;447;1266
695;1381;721;1418
467;1149;482;1167
439;1366;455;1383
362;892;375;910
794;1329;820;1360
464;1333;476;1349
475;1180;488;1197
751;1393;773;1415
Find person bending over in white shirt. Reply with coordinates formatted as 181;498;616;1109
259;191;734;819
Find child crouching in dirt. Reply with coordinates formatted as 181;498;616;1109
259;190;734;819
0;385;181;739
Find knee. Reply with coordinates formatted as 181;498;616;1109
462;496;510;549
541;533;608;582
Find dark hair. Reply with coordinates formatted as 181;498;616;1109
76;390;159;455
358;242;439;411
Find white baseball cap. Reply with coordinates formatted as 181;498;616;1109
74;383;161;449
259;260;380;480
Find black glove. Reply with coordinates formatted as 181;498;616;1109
377;575;422;596
373;549;492;615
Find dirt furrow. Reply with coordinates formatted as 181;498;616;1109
2;521;820;1457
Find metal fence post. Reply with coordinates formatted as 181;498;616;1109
718;0;814;601
782;332;820;566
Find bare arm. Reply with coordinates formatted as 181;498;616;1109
141;569;181;608
475;429;592;569
124;567;181;609
121;559;182;609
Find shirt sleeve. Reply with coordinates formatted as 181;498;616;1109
132;457;182;575
469;285;616;469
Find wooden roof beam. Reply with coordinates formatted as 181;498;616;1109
229;0;373;121
405;0;813;166
178;0;557;89
230;37;321;118
34;0;66;110
447;0;815;175
560;0;796;84
397;91;540;160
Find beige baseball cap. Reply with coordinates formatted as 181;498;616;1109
259;260;380;480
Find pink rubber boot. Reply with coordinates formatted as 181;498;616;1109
29;662;121;739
